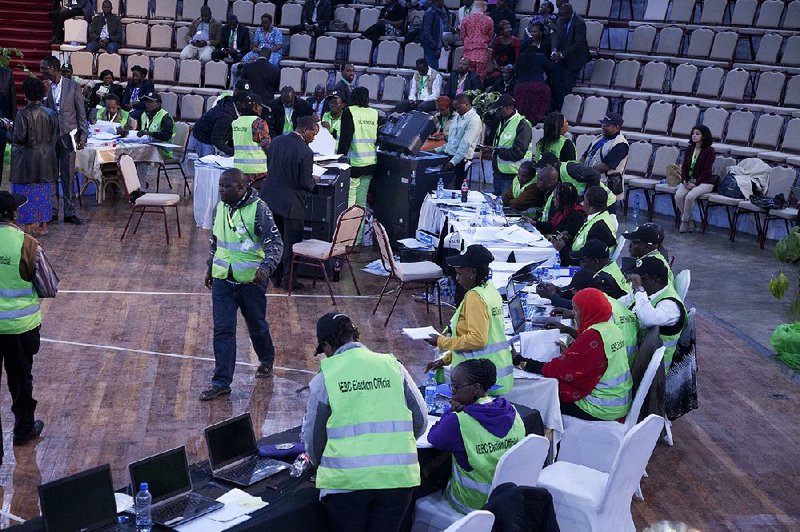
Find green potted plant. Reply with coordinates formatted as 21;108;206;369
769;227;800;369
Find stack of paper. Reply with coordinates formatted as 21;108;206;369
199;155;235;168
402;326;439;340
176;489;267;532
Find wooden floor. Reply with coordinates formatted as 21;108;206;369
0;195;798;531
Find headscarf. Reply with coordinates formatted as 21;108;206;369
572;287;612;334
437;95;452;107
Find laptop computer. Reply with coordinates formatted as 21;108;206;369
128;446;222;528
508;292;528;334
204;412;288;487
39;464;129;532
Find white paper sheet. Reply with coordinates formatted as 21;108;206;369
402;326;439;340
519;329;562;362
175;488;267;532
199;155;235;168
397;238;430;249
310;127;336;156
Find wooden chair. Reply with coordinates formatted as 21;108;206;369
288;205;365;305
156;121;192;195
118;154;181;244
372;221;444;326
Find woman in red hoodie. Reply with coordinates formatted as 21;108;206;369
514;288;633;421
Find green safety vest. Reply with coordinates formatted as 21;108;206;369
511;176;536;198
316;346;420;490
96;105;129;127
599;182;617;208
642;250;674;287
560;162;584;194
572;211;618;252
211;200;265;283
450;284;513;396
446;403;525;513
534;135;567;162
540;191;554;222
651;286;687;372
141;108;176;158
232;115;267;175
348;106;378;167
322;111;342;150
607;295;639;365
599;260;632;296
575;321;633;420
0;225;42;335
493;112;533;176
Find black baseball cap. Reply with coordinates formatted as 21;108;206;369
327;89;345;101
234;79;251;92
315;312;351;355
0;192;27;215
570;239;610;261
630;256;668;279
447;244;495;268
140;91;161;102
489;94;515;110
599;112;623;126
622;223;660;245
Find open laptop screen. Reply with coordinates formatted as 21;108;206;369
39;464;117;532
508;292;526;334
129;446;192;503
205;413;258;471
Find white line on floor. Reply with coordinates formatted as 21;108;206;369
58;289;397;299
39;338;316;375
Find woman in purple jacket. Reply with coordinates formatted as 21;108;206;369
670;125;716;233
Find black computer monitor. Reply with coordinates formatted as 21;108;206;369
205;413;258;471
129;447;192;504
39;464;118;532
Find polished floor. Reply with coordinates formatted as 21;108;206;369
0;189;798;531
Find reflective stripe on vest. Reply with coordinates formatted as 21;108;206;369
446;405;525;513
348;107;378;167
608;295;640;365
0;226;42;335
651;286;687;372
141;108;176;158
232;115;267;174
450;284;513;395
575;321;633;420
316;346;419;490
540;191;555;222
211;200;266;283
494;112;533;176
572;210;617;252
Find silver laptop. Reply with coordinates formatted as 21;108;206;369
128;446;222;528
204;412;288;487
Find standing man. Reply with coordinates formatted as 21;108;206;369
240;49;281;105
261;116;319;289
86;1;123;53
232;94;271;184
201;169;283;401
213;15;251;63
181;5;222;64
41;55;86;225
0;192;46;450
321;90;345;150
0;65;16;187
436;93;482;188
421;0;449;71
333;64;356;106
337;87;377;243
550;3;591;109
482;95;532;197
268;86;314;137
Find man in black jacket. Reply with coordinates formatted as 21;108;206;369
192;91;251;157
550;3;591;108
86;0;123;53
0;66;16;187
240;50;280;105
333;63;356;106
445;58;482;101
260;116;319;289
51;0;93;45
290;0;332;37
213;15;251;62
268;86;314;138
483;94;533;196
121;66;155;122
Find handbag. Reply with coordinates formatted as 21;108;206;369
33;247;59;298
606;173;623;195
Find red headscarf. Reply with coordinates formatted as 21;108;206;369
573;288;612;334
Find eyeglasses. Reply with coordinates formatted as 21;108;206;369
449;382;472;392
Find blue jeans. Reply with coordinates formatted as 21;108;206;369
193;134;216;158
422;45;440;71
211;278;275;389
86;40;119;53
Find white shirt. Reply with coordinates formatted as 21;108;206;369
437;107;482;166
100;19;109;40
51;79;62;112
409;67;442;102
619;286;681;329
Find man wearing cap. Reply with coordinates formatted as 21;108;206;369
622;222;674;286
571;239;631;298
557;185;617;264
302;312;427;530
40;55;86;225
122;65;154;123
321;90;345;150
181;5;222;64
581;112;629;199
621;256;686;371
232;94;271;184
213;14;251;63
192;88;251;158
201;169;283;401
482;94;533;197
0;192;46;449
436;93;482;187
136;92;176;189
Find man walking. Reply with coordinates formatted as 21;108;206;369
201;169;283;401
41;55;86;225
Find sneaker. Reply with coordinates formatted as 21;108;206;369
199;386;232;401
13;420;44;446
256;363;273;378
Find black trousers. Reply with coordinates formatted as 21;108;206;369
273;214;305;285
560;400;604;421
0;327;40;451
324;487;414;532
447;160;467;189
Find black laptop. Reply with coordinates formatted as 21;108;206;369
204;412;288;487
508;292;528;334
38;464;130;532
128;446;222;528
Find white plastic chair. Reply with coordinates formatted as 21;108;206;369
538;415;665;532
443;511;495;532
610;234;626;262
412;434;550;532
674;270;690;300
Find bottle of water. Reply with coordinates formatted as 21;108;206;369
436;177;444;199
552;251;561;280
480;202;489;226
134;483;152;532
290;453;311;477
425;371;438;413
632;196;640;226
495;196;504;217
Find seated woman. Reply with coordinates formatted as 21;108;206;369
87;69;123;110
91;94;130;130
556;185;617;266
421;97;454;152
500;160;539;212
427;359;525;513
666;124;716;233
514;288;632;421
424;245;514;395
533;182;587;265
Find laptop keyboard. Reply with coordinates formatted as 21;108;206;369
153;493;208;523
223;456;286;483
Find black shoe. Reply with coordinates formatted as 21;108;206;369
256;363;273;378
199;386;231;401
13;420;44;446
64;215;84;225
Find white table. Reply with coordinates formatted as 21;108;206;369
505;370;564;437
194;162;225;229
76;141;166;203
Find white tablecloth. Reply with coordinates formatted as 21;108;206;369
505;370;564;437
77;142;163;180
194;162;225;229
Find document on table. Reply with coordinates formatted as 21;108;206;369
496;225;542;245
199;154;235;168
397;238;430;249
175;488;267;532
312;164;328;178
150;141;183;149
402;326;439;340
518;329;561;362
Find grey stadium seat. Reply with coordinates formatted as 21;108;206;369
699;0;726;25
709;31;738;62
701;107;729;142
756;34;783;65
671;104;700;140
639;61;667;93
719;68;749;102
780;36;800;67
686;29;714;59
670;63;697;95
629;25;656;54
753;71;786;105
655;26;683;56
756;0;785;29
695;66;724;99
622;99;648;131
731;0;757;26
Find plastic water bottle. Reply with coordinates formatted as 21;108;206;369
495;196;504;216
552;251;561;281
480;202;489;226
290;453;311;477
134;483;152;532
436;177;444;199
632;196;640;226
425;371;438;413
